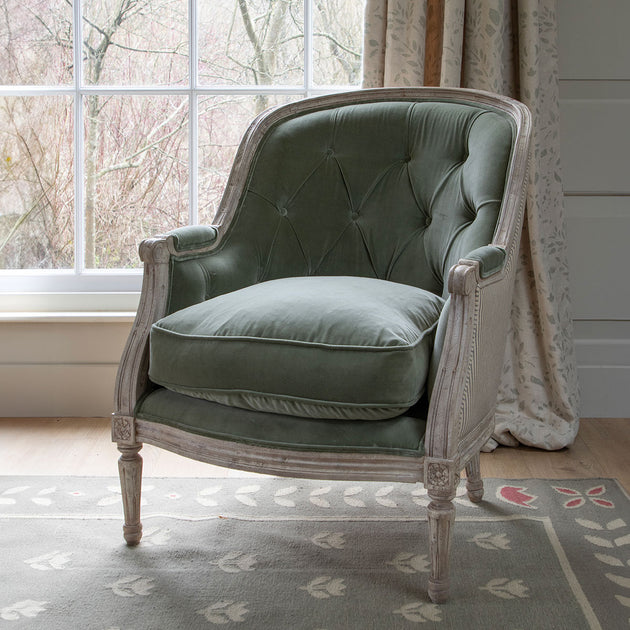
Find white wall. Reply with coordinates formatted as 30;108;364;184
1;0;628;418
0;317;132;417
558;0;630;417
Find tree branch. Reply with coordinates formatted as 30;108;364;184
96;106;188;179
237;0;264;64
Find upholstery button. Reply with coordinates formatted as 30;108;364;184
326;148;334;157
425;216;432;226
278;207;288;216
351;211;359;220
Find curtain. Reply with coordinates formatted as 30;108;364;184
363;0;580;450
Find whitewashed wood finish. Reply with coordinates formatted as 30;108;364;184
113;87;531;603
465;453;484;503
136;420;424;482
427;493;456;603
117;444;143;546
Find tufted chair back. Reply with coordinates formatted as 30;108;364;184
167;98;515;313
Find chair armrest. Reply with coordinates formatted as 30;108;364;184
459;245;506;279
425;249;515;464
115;226;220;417
116;222;260;416
427;245;507;398
167;225;219;254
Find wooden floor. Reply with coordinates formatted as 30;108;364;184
0;417;628;491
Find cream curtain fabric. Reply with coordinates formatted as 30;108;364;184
363;0;579;450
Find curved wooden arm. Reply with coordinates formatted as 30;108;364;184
114;225;224;418
425;252;516;465
114;237;171;418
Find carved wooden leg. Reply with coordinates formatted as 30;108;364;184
465;452;484;503
117;443;143;546
427;495;455;604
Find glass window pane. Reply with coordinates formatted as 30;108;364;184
198;0;303;86
312;0;363;86
82;0;188;86
0;96;74;269
0;0;73;85
0;0;366;286
84;95;188;268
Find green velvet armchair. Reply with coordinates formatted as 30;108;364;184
112;87;531;603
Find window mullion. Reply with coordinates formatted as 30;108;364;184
73;0;85;275
189;0;198;225
304;0;314;95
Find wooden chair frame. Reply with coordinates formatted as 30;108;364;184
112;87;531;603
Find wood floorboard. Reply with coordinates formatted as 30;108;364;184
0;417;628;491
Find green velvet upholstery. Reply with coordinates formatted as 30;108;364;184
165;101;514;314
461;245;506;278
141;95;517;438
137;388;427;457
168;224;218;252
149;276;444;420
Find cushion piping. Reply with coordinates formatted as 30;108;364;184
151;321;439;352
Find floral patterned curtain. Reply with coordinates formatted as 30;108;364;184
363;0;580;450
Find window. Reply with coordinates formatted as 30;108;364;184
0;0;364;298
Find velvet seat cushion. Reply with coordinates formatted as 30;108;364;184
149;276;445;420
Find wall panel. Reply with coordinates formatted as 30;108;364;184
559;0;630;417
0;320;131;417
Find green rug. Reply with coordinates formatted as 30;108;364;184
1;477;629;629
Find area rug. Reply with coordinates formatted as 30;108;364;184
1;477;629;629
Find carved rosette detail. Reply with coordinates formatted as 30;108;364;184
425;459;457;499
112;416;133;442
427;462;450;487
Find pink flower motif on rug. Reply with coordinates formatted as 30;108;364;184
496;486;538;509
553;484;615;509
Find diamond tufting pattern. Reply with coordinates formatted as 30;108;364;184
167;100;514;313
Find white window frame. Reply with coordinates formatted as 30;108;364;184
0;0;361;311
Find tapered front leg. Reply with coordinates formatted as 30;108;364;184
117;443;143;546
465;452;484;503
427;495;455;603
425;459;457;603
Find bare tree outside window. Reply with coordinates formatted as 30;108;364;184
0;95;74;268
0;0;73;85
0;0;363;276
0;0;74;269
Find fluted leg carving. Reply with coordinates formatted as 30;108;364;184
117;443;143;546
427;495;455;604
465;452;484;503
